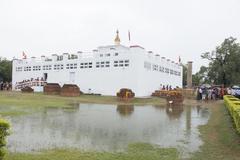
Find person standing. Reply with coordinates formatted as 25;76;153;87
199;87;203;100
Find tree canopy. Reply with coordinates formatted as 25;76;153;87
200;37;240;86
0;57;12;82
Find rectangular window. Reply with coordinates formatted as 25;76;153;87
24;66;31;71
114;60;129;68
144;61;151;70
57;56;63;61
33;66;41;71
16;67;22;72
54;64;64;70
96;61;111;68
43;65;52;70
165;68;170;74
80;62;92;69
114;61;118;67
105;53;111;57
153;64;158;71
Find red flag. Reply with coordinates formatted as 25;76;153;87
22;51;27;59
128;30;131;41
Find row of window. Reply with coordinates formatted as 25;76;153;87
43;65;52;70
16;60;130;72
114;60;129;67
33;66;41;71
54;64;64;70
16;67;22;72
144;62;181;76
99;52;119;57
66;63;77;69
80;62;93;69
96;61;110;68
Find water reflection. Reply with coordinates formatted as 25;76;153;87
4;103;210;158
116;105;134;117
166;105;184;120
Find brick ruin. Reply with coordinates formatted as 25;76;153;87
60;84;81;97
43;83;61;95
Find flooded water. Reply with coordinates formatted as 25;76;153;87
5;103;210;157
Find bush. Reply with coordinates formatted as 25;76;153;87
224;95;240;133
0;119;10;160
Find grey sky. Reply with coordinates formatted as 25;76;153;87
1;0;240;73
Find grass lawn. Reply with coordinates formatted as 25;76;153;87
190;101;240;160
5;143;179;160
0;91;166;107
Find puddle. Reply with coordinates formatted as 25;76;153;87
3;103;210;158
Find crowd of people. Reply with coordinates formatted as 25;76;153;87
0;81;12;91
160;84;180;91
196;86;224;100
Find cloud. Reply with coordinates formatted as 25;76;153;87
0;0;240;73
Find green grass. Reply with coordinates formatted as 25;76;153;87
5;143;179;160
190;101;240;160
0;91;166;108
0;110;28;116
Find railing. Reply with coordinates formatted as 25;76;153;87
15;80;46;90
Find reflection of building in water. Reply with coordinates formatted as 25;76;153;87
63;103;80;112
186;106;191;136
153;105;166;111
116;105;134;116
166;105;183;120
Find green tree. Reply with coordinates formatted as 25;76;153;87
0;58;12;82
192;66;209;86
201;37;240;86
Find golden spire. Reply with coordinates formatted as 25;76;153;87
114;30;121;45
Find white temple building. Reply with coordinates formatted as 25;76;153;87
12;31;183;97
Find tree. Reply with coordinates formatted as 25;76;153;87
201;37;240;86
0;57;12;82
192;66;209;86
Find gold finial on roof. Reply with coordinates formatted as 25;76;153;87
114;30;120;45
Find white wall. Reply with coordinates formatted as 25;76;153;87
12;45;182;97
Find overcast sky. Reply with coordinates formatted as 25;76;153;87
1;0;240;73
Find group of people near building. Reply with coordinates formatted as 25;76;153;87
160;84;177;91
196;86;223;100
0;81;12;91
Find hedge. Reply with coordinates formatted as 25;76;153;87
0;119;10;160
224;95;240;133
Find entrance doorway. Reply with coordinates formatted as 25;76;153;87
43;73;48;81
69;72;75;83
